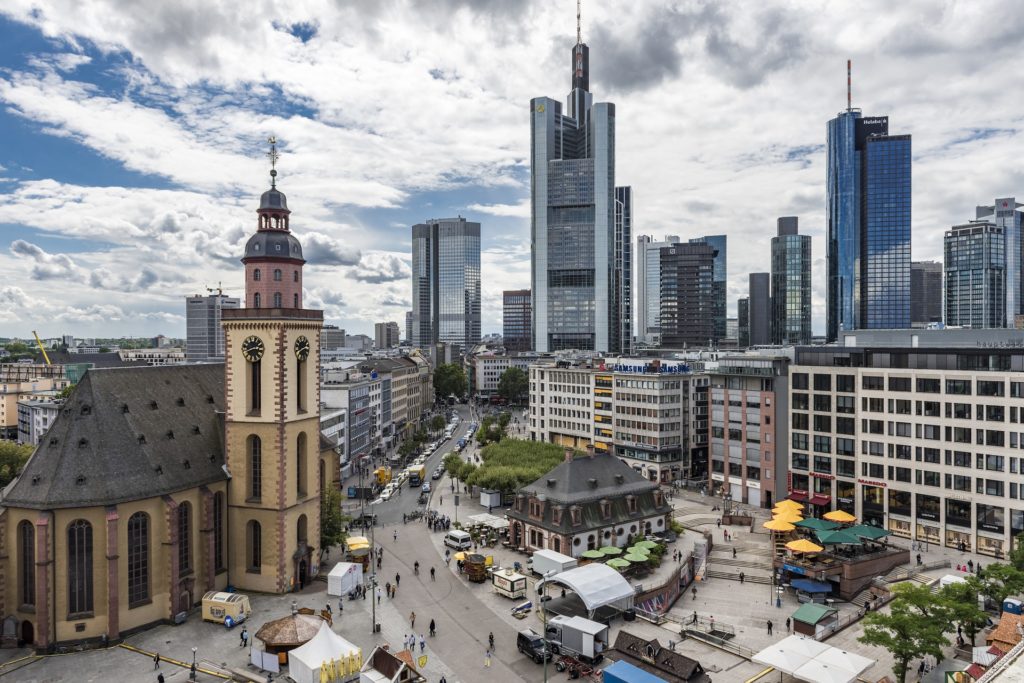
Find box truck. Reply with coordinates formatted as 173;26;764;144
527;549;577;577
544;615;608;663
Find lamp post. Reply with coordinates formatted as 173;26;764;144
540;569;556;683
190;646;197;681
370;517;378;635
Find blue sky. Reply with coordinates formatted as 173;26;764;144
1;1;1023;339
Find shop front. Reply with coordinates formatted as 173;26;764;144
977;533;1006;559
836;480;855;515
945;499;972;550
916;523;940;547
861;485;885;528
977;503;1006;558
945;527;972;552
888;518;911;539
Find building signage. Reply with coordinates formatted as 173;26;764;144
783;563;807;576
857;479;887;488
810;472;835;481
976;340;1024;348
607;359;691;374
916;512;939;521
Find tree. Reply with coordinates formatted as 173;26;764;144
0;441;34;488
57;385;75;400
1009;534;1024;571
319;487;349;562
976;562;1024;608
430;415;446;435
939;578;989;646
433;363;467;400
497;367;528;405
859;584;950;683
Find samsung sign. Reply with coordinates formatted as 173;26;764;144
607;361;692;374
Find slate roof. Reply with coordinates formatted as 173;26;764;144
610;631;710;683
3;364;228;509
36;350;148;368
521;451;658;504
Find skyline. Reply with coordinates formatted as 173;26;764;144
1;1;1023;338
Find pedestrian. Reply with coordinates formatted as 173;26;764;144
739;572;744;584
440;496;443;505
440;677;447;683
732;547;736;559
709;616;715;632
691;611;698;625
430;566;436;581
377;556;382;569
396;572;401;587
154;653;161;669
410;611;416;628
158;674;165;683
917;553;922;565
376;587;382;604
241;627;249;647
386;581;391;597
919;659;926;677
419;634;426;653
785;617;791;632
394;530;398;542
326;603;332;616
717;518;721;528
968;559;974;572
767;620;773;635
430;619;436;636
484;647;492;668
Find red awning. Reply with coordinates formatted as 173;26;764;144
810;494;831;506
788;491;808;502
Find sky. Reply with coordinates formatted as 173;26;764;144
1;0;1023;340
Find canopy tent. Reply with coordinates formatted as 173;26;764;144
538;563;635;616
255;612;325;651
847;524;889;540
775;499;805;511
823;510;856;523
288;622;362;683
794;518;840;531
786;539;824;553
626;545;650;556
752;636;873;683
600;660;668;683
752;636;828;673
763;519;796;532
327;562;362;597
815;529;862;545
791;578;834;594
467;513;509;530
635;540;659;550
623;553;650;563
345;536;371;557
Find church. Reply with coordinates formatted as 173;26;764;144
0;145;334;651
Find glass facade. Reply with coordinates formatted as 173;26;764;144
976;198;1024;326
614;186;632;354
771;220;811;344
636;235;680;345
660;243;716;347
944;222;1005;328
410;218;481;348
910;261;943;325
185;294;240;361
502;289;532;352
689;235;727;342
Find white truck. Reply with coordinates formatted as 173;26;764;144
527;549;577;577
544;615;609;664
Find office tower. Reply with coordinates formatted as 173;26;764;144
826;74;912;339
613;186;633;354
531;22;624;353
185;293;239;361
977;198;1024;325
635;234;680;346
659;242;716;347
944;222;1005;328
748;272;771;346
322;325;346;350
503;289;533;353
771;217;812;344
688;235;727;342
374;321;400;349
410;217;481;348
737;298;750;347
910;261;943;327
405;311;413;344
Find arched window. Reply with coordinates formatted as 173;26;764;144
67;519;93;615
273;292;282;308
296;355;306;412
253;292;261;308
18;521;34;608
127;512;150;606
178;502;191;574
293;293;299;308
247;521;262;572
248;436;262;500
213;492;225;572
249;359;261;414
296;432;307;498
273;269;282;281
319;459;326;494
297;514;308;544
253;269;261;281
293;270;299;283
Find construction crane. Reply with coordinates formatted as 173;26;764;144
32;331;51;366
206;282;224;296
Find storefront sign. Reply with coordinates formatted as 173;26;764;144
810;472;835;481
857;479;887;488
782;563;807;576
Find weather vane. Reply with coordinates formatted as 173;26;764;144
267;136;280;187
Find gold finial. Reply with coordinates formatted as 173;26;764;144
267;136;280;188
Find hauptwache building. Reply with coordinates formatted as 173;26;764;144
0;154;336;650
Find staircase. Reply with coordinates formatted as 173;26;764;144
706;557;770;570
705;569;772;584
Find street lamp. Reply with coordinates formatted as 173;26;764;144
540;570;556;683
190;646;198;681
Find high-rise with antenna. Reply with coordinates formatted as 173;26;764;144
826;62;912;339
530;1;631;354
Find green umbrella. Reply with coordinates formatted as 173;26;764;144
794;518;840;531
636;540;659;550
623;553;649;563
816;529;861;545
599;546;623;556
627;546;651;556
581;549;604;560
606;558;630;569
847;524;890;540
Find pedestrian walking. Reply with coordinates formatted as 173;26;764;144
240;627;249;647
419;634;426;653
430;566;436;581
691;611;698;625
386;581;391;597
785;617;791;632
394;530;398;542
158;674;165;683
767;620;773;635
739;571;745;584
326;603;332;616
916;553;922;565
489;631;495;650
429;619;436;636
410;611;416;628
732;548;736;559
484;647;492;668
154;653;161;669
396;572;401;587
376;587;382;604
717;518;722;528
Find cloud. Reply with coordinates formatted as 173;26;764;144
468;201;530;218
303;232;361;267
10;239;82;281
349;252;411;283
379;293;411;308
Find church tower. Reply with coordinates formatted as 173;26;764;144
222;139;324;593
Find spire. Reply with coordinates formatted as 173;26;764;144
570;0;589;95
267;135;280;189
577;0;581;47
846;59;852;112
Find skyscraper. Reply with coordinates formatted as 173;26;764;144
737;298;750;347
185;292;240;361
613;186;633;354
771;216;812;344
405;311;413;344
826;74;912;339
374;322;400;349
688;235;727;342
503;289;532;353
944;221;1005;328
410;217;481;349
976;198;1023;325
635;234;680;346
748;272;771;346
910;261;943;327
659;242;716;348
531;19;627;353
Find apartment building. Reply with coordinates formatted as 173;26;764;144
0;372;69;440
118;347;186;365
791;335;1024;558
470;354;535;399
707;356;790;508
16;399;60;446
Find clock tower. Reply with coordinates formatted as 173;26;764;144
222;138;324;593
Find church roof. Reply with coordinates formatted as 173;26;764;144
521;451;657;505
2;364;228;510
242;229;304;262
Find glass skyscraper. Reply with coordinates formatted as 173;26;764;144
635;234;680;346
659;242;716;347
531;31;629;353
771;216;812;344
976;198;1024;326
410;217;481;349
944;221;1005;329
689;235;727;343
613;186;633;354
826;109;912;339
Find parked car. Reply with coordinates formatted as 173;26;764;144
432;469;444;480
517;629;552;664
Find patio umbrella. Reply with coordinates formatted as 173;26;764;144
773;510;804;524
599;546;623;556
763;519;796;532
775;499;805;511
786;539;824;553
453;551;468;561
581;549;604;560
816;529;861;545
847;524;890;540
606;558;630;569
636;540;659;550
823;509;856;523
795;518;840;531
623;553;649;563
627;547;651;558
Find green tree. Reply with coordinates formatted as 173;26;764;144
398;439;417;457
1009;534;1024;571
319;487;349;562
0;441;34;488
433;363;467;400
98;346;110;353
976;562;1024;608
497;367;528;405
4;342;29;355
57;385;75;400
859;584;950;683
430;414;446;435
443;453;464;480
498;411;512;430
939;578;989;646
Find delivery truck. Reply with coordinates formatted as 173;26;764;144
544;615;608;664
527;549;578;577
408;464;426;487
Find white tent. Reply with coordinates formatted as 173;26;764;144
289;622;362;683
327;562;363;596
538;563;635;614
752;636;875;683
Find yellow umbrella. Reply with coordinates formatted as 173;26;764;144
453;551;468;561
823;509;856;523
775;499;804;511
786;539;824;553
772;510;804;524
763;518;796;532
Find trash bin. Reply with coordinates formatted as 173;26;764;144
623;609;636;622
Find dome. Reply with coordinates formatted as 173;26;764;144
259;187;289;211
243;230;304;262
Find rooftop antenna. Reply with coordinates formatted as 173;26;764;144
266;136;279;188
847;59;852;112
577;0;581;46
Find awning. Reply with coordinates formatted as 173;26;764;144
788;491;809;502
791;578;833;593
809;494;831;506
752;636;874;683
537;563;635;612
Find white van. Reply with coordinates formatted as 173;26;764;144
444;530;472;550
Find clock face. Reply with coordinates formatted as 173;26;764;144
294;335;310;361
241;335;265;362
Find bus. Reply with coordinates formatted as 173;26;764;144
408;464;426;487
